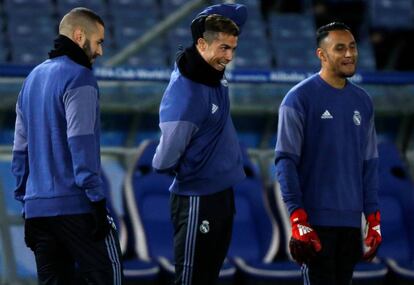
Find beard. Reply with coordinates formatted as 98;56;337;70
330;61;356;78
338;68;356;78
326;53;357;78
82;39;96;64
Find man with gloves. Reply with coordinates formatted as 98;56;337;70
12;7;123;285
275;22;381;284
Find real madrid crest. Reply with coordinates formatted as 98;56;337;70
353;110;361;126
220;78;228;87
199;220;210;234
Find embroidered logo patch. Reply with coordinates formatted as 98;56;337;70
353;110;361;126
211;104;218;114
321;110;333;119
199;220;210;234
298;224;313;236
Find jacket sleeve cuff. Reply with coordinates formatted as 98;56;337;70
85;186;106;202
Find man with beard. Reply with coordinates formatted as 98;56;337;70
12;7;123;285
152;4;247;285
275;22;382;284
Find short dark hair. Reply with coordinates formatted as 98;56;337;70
316;22;351;47
60;7;105;36
71;7;104;27
202;14;239;44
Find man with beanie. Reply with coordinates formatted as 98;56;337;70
12;8;123;284
152;4;247;285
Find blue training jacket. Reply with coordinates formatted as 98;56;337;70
275;74;379;227
152;65;245;196
12;56;104;218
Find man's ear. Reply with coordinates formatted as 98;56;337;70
197;37;207;52
72;27;86;47
316;47;325;62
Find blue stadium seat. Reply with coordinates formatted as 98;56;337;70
273;41;319;71
269;133;277;150
3;0;54;15
135;131;160;146
5;2;56;42
123;140;236;283
101;114;132;147
358;41;376;71
101;131;128;147
168;24;193;50
270;14;314;42
56;0;107;17
0;155;37;280
233;7;272;70
0;35;8;63
122;140;176;280
369;0;414;30
111;5;160;49
272;174;388;284
166;14;197;67
112;16;157;47
270;14;318;70
376;141;414;282
6;14;55;65
229;145;304;284
108;0;158;10
101;157;127;227
0;155;26;225
237;132;262;148
235;39;272;70
109;0;160;31
101;162;160;283
10;45;50;65
161;0;196;11
125;45;169;68
0;128;14;145
7;15;55;38
111;10;168;68
167;20;195;66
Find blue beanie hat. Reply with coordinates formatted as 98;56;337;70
191;3;248;43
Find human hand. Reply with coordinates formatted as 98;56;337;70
91;199;111;241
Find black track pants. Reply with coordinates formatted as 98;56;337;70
170;188;235;285
301;226;362;285
24;214;124;285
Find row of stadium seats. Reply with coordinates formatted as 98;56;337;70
1;139;414;284
101;139;414;284
0;0;395;70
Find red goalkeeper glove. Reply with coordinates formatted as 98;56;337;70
289;208;322;264
363;211;382;261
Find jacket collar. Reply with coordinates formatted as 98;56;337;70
176;45;224;87
48;35;92;69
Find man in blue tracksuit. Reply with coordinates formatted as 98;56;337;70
275;22;382;284
12;8;123;285
152;4;247;285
